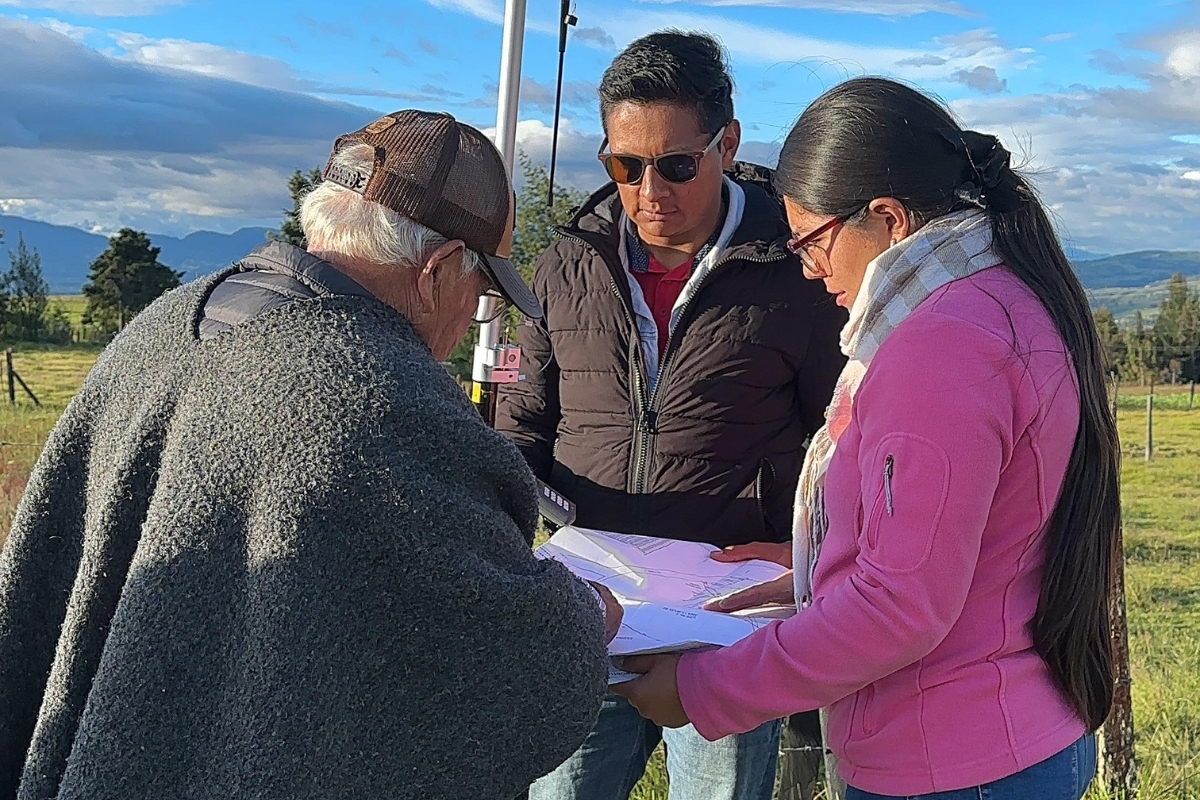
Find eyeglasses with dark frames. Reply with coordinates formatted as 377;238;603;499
597;126;727;186
786;211;859;278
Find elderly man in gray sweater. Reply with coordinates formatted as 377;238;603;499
0;111;613;800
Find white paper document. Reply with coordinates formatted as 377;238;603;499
536;526;795;681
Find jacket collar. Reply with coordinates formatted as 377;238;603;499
235;241;376;300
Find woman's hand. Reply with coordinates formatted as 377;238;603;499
590;582;624;643
703;541;795;612
710;541;792;567
610;653;689;728
702;572;794;612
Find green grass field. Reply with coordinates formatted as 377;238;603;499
1;345;1197;799
48;295;90;326
0;343;104;544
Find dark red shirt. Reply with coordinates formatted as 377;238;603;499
632;253;694;359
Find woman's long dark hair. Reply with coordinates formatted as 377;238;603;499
777;77;1120;731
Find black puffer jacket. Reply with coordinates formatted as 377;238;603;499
496;173;846;547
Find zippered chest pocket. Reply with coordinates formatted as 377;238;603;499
861;433;952;573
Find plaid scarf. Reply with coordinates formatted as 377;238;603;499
792;210;1004;604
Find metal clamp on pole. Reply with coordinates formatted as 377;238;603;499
472;296;522;386
471;294;523;426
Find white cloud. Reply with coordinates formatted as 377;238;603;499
481;117;607;190
591;12;1030;88
0;0;184;16
0;17;377;235
112;32;299;89
603;10;913;69
40;18;96;40
633;0;970;17
424;0;504;25
1163;33;1200;79
949;56;1200;253
0;148;293;234
105;31;470;104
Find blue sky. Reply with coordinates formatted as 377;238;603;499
1;0;1199;255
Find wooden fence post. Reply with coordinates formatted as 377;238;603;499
5;349;14;406
1098;371;1138;798
3;350;41;407
1100;523;1139;799
1190;380;1195;411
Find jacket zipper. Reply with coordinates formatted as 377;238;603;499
884;454;894;517
554;228;651;494
554;227;789;496
633;248;788;494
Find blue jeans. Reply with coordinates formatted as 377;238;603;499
530;693;781;800
844;733;1097;800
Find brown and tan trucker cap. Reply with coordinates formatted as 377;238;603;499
321;110;541;319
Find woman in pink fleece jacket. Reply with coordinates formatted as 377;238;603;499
613;78;1121;799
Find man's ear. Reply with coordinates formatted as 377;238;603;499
720;120;741;170
417;240;465;313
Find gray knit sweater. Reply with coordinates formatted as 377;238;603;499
0;266;608;800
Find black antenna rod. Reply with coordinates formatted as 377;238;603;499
547;0;576;207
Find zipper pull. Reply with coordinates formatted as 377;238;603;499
884;455;894;517
642;410;658;435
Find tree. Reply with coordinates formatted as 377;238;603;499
509;152;587;282
0;227;6;330
82;229;183;332
2;234;50;341
445;153;587;379
1151;273;1200;382
1094;308;1127;377
269;168;323;248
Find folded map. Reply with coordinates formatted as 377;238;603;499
536;526;795;682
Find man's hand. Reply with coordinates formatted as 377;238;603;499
610;653;689;728
703;541;795;613
590;582;624;643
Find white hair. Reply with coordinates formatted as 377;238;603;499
299;143;481;275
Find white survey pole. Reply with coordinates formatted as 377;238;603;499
494;0;527;174
472;0;526;425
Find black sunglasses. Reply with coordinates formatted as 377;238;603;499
598;126;726;185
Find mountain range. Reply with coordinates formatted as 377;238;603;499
2;214;1199;320
0;214;273;294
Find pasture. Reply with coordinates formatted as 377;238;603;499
1;344;1197;799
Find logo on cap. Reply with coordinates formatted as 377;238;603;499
364;116;398;135
326;163;367;191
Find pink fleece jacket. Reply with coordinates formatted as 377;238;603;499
677;267;1087;795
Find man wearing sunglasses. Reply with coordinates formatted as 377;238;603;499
496;32;846;800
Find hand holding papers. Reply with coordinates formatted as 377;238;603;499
536;527;796;669
703;541;795;612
